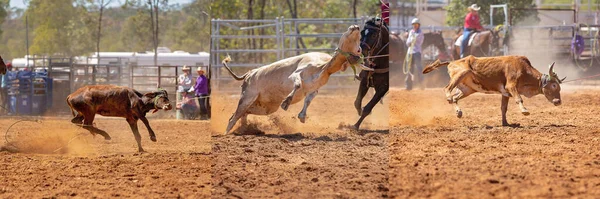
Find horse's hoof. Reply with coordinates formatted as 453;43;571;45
456;110;463;118
104;136;112;141
150;136;157;142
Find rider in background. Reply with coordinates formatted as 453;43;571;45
461;4;484;58
405;18;424;90
381;0;389;25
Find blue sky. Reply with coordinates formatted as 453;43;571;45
10;0;194;9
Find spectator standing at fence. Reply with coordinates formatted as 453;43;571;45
461;4;484;58
405;18;424;90
194;67;209;120
177;65;193;117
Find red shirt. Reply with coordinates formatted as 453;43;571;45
464;12;483;30
381;2;389;24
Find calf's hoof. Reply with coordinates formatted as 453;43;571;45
502;122;510;127
521;110;530;116
298;114;307;123
104;136;112;140
281;99;291;111
456;110;463;118
150;136;157;142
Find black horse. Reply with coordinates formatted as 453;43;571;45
353;17;389;129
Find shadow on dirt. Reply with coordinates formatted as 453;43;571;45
229;129;389;143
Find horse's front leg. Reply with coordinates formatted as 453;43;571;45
354;82;389;130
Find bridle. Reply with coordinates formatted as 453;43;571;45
361;22;389;67
152;90;168;110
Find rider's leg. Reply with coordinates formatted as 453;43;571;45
461;28;471;58
413;52;424;89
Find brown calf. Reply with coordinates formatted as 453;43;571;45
67;85;172;152
423;55;564;126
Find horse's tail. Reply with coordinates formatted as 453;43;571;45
422;59;449;74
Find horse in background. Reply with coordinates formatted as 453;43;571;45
390;31;449;87
451;29;502;60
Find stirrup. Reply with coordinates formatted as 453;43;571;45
360;64;374;71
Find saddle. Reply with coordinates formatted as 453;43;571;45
454;32;479;46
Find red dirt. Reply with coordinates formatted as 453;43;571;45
0;119;211;198
211;89;390;198
389;88;600;198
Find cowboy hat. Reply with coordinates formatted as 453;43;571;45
197;67;205;72
468;4;480;11
182;65;191;71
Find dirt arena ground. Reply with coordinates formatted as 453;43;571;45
0;118;211;198
389;87;600;198
211;89;390;198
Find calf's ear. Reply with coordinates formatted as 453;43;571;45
144;92;157;99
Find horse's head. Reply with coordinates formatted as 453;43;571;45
490;29;502;55
360;17;389;68
424;31;449;60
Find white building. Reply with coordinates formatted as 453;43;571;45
86;47;210;67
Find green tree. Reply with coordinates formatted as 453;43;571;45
0;0;8;36
26;0;94;56
446;0;540;27
124;0;168;67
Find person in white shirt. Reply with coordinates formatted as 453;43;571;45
405;18;424;90
177;65;194;117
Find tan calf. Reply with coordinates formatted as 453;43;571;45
423;55;564;126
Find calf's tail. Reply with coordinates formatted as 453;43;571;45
222;55;247;81
66;96;76;117
422;59;450;74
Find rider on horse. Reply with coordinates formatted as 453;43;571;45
405;18;424;90
461;4;484;58
381;0;389;25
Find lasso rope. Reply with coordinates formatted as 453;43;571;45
403;32;417;76
561;73;600;83
3;119;88;154
4;119;41;150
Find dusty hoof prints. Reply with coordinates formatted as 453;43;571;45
236;124;265;135
337;123;358;131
